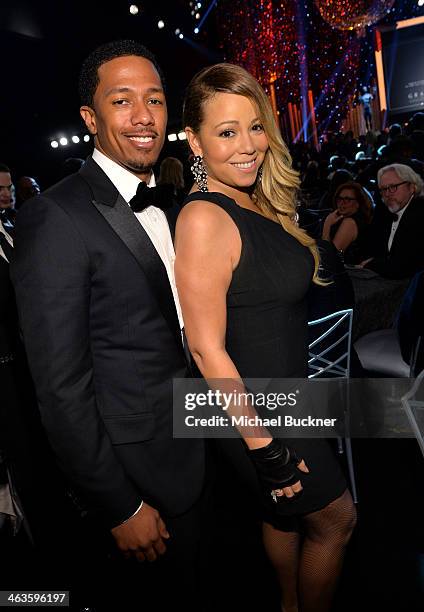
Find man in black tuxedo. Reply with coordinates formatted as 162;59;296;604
360;163;424;279
11;40;205;609
0;164;16;234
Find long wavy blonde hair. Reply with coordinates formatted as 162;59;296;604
183;62;321;283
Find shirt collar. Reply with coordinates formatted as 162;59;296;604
92;148;155;203
392;194;413;225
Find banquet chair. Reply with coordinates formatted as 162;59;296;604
401;369;424;459
354;271;424;378
308;309;358;503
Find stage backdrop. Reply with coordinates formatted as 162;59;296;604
381;21;424;116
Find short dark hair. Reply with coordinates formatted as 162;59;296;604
78;39;165;107
0;163;11;174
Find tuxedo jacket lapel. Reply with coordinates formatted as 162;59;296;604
79;158;182;346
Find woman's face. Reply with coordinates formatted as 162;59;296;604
336;188;360;217
186;92;269;194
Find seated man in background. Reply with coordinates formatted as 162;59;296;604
0;164;16;231
360;163;424;279
15;176;41;209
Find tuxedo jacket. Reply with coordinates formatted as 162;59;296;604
11;157;204;528
0;256;18;357
366;196;424;279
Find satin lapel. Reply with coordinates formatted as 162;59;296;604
79;158;181;347
92;195;182;346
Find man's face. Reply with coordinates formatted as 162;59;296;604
379;169;416;214
0;172;12;209
80;55;167;181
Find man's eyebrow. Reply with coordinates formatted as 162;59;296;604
104;86;164;96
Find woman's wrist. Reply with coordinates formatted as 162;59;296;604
245;437;273;450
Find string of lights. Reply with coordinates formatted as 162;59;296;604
50;134;90;150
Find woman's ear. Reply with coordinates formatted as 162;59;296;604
185;128;203;157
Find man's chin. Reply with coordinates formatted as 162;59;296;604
125;159;155;175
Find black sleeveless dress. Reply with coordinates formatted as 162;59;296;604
183;192;346;530
329;211;369;265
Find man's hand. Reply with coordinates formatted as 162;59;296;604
111;502;170;562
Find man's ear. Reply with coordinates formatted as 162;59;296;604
185;128;203;157
80;106;97;135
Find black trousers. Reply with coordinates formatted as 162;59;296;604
67;489;208;612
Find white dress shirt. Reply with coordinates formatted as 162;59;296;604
0;222;13;262
92;149;184;329
387;197;412;252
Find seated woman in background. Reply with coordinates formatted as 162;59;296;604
322;181;373;265
157;156;187;206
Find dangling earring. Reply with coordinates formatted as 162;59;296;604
257;165;263;182
191;155;208;192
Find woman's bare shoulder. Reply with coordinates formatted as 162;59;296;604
177;198;236;234
339;216;358;231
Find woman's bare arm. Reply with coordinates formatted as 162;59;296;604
175;200;271;448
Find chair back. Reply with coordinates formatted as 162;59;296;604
401;368;424;458
308;309;353;378
397;270;424;377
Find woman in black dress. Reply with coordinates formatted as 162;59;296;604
321;181;373;264
175;63;356;612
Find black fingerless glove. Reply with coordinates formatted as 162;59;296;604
248;439;302;491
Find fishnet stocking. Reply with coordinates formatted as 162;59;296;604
263;489;356;612
262;524;300;612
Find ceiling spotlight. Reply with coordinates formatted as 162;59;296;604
419;0;424;6
197;2;202;7
59;137;68;146
194;27;199;33
71;135;80;144
129;4;139;15
175;28;180;35
50;140;59;149
158;20;165;28
83;134;90;142
168;133;178;142
179;33;184;39
195;13;200;19
177;131;187;140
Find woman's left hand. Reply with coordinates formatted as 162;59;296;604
273;459;309;499
324;210;342;227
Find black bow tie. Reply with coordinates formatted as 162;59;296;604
129;182;175;213
389;212;399;222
